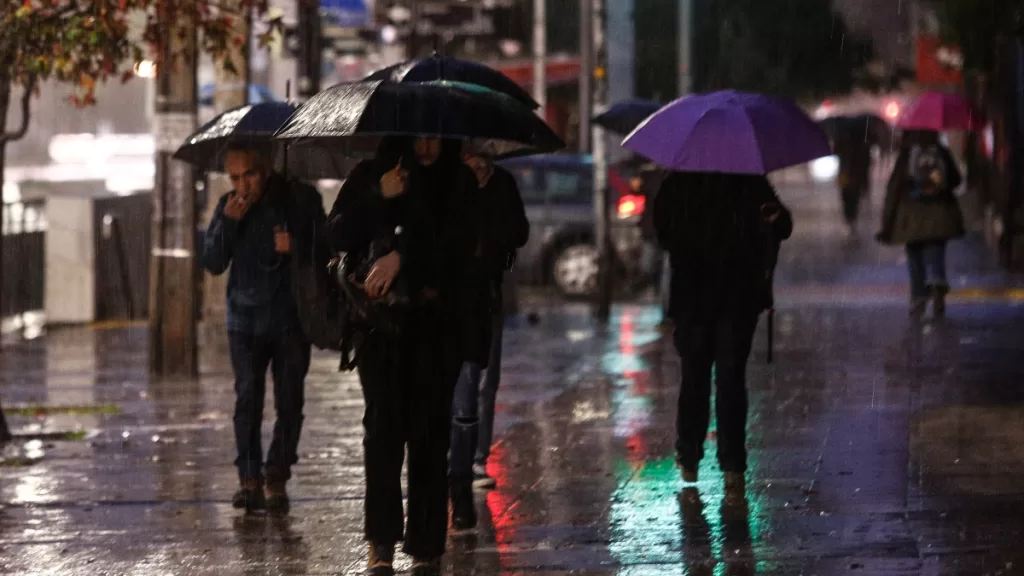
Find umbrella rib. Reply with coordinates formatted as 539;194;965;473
739;107;767;174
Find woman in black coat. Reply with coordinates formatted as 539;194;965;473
326;136;480;576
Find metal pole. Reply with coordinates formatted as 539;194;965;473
679;0;693;95
533;0;547;115
297;0;322;102
659;0;693;322
149;0;199;377
591;0;612;322
578;0;593;152
408;1;421;59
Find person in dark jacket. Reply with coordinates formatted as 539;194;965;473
834;134;873;234
448;151;529;527
653;172;792;496
202;143;324;513
876;129;964;318
326;136;479;576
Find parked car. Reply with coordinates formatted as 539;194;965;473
497;153;658;298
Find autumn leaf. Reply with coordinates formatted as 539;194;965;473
2;0;274;117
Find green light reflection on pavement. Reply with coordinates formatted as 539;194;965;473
608;391;777;573
604;307;779;574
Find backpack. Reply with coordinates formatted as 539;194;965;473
908;145;948;200
282;180;359;370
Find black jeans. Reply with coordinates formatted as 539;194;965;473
356;305;461;559
672;314;759;473
228;329;311;482
840;185;863;225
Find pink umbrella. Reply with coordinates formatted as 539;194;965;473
896;91;979;131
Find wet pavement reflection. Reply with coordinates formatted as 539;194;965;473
3;181;1024;574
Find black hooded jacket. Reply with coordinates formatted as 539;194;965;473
326;138;485;359
653;172;793;322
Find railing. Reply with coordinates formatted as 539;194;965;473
2;199;46;318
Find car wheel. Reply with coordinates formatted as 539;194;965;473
551;243;599;298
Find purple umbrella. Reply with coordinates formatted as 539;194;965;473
622;90;832;174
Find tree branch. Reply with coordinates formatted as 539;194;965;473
0;76;37;144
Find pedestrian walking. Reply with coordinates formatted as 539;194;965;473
818;114;892;236
835;135;873;234
653;172;793;494
326;136;479;576
876;129;964;318
201;143;324;513
448;151;529;530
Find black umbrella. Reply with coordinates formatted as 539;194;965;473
819;113;894;151
173;102;296;170
274;80;564;180
364;54;539;109
592;98;662;135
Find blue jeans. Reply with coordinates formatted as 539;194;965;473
228;329;311;481
905;240;948;300
450;307;505;480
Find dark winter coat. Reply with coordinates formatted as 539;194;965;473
475;165;530;284
878;144;964;246
202;173;324;336
653;172;793;323
325;138;484;364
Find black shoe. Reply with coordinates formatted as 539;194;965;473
411;558;442;576
450;482;477;532
471;463;496;490
232;478;266;511
909;298;928;318
264;479;289;513
931;285;948;317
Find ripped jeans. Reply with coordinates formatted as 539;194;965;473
449;307;505;481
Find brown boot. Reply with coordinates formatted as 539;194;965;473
232;477;265;511
264;479;289;513
367;542;395;576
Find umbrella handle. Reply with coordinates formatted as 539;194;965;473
766;308;774;364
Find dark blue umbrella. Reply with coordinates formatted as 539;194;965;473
173;102;296;170
364;54;539;109
274;79;563;179
819;113;894;151
592;99;662;135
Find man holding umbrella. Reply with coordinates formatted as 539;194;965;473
175;101;327;512
201;143;326;512
624;90;828;494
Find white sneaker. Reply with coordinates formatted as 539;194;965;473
472;463;496;490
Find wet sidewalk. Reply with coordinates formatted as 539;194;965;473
3;180;1024;575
